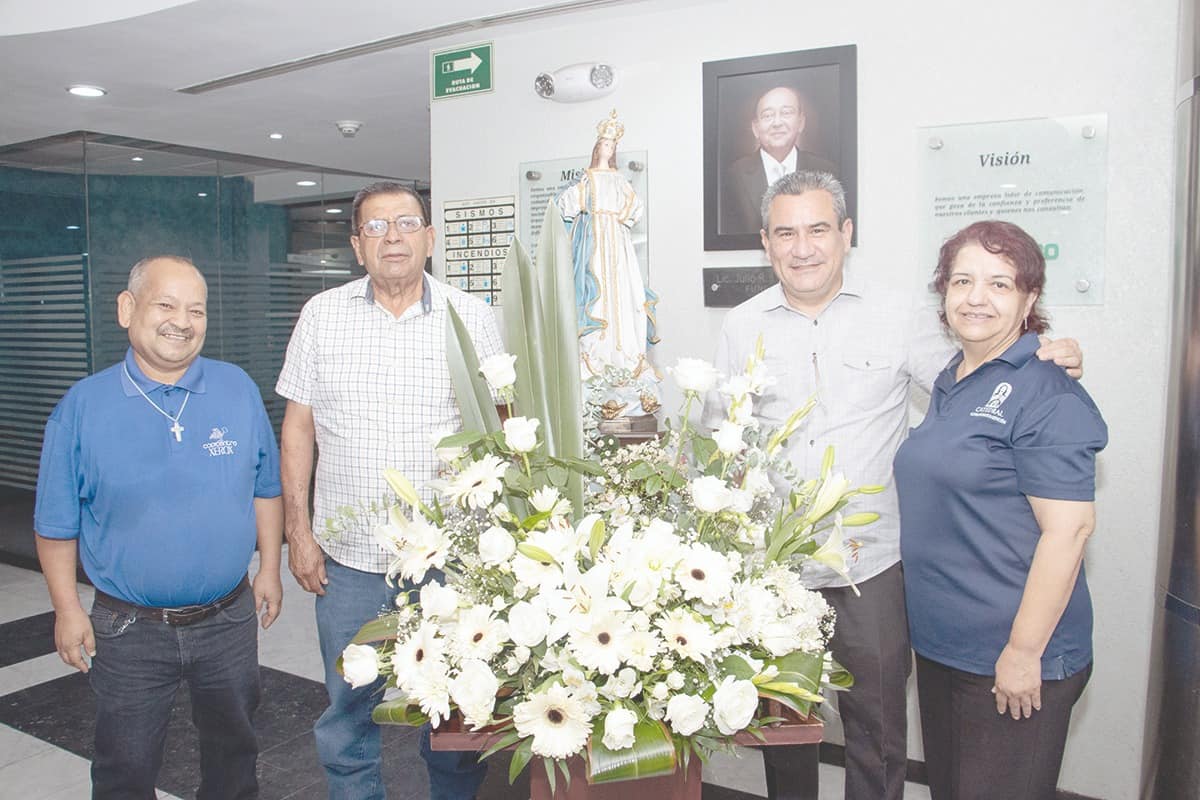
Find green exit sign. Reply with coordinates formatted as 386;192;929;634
432;43;493;100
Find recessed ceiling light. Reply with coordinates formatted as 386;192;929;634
296;180;318;187
130;156;144;162
268;132;284;140
66;225;81;231
197;192;208;198
67;85;106;98
325;208;343;214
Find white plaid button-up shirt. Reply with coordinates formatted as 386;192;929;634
703;275;954;588
276;275;504;572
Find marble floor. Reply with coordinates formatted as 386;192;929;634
0;554;933;800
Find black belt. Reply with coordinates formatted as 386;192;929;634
94;576;249;626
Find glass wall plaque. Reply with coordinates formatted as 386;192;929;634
518;150;649;281
918;114;1107;305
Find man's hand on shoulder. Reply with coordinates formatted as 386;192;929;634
1036;335;1083;380
287;531;328;596
55;604;94;673
253;569;283;628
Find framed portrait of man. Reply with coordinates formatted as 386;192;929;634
703;45;858;251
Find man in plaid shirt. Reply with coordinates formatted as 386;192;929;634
277;181;503;800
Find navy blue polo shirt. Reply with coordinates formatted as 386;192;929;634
34;349;281;607
895;332;1107;680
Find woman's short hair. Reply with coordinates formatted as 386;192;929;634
932;219;1050;334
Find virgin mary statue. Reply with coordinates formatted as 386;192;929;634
555;110;660;416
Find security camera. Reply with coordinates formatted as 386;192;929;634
534;63;617;103
335;120;363;138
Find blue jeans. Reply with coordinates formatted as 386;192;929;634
314;556;486;800
89;582;261;800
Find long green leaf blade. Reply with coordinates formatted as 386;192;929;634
371;699;428;726
534;201;585;514
446;305;502;435
502;236;556;450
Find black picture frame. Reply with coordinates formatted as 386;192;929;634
703;45;858;251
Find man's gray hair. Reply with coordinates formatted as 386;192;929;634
127;255;203;295
352;181;429;231
760;170;849;229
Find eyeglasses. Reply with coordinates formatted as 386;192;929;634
758;107;800;125
357;215;426;237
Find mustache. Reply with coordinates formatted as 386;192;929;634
157;323;193;338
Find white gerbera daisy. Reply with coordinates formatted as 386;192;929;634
445;454;508;509
674;543;737;606
392;621;446;692
452;604;508;661
656;608;717;661
569;609;632;675
512;684;594;759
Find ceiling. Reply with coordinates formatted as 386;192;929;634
0;0;646;183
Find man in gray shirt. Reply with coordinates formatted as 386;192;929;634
704;170;1080;800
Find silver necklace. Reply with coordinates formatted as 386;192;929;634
122;363;190;441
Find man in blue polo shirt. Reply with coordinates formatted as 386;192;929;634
34;255;284;800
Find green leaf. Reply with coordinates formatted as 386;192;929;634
756;687;812;720
587;718;677;784
480;729;522;760
350;615;399;645
717;653;758;680
446;305;502;435
547;463;569;487
645;475;663;495
435;430;486;448
509;738;535;784
502;237;556;450
371;699;428;726
543;757;556;796
534;202;586;515
690;436;718;468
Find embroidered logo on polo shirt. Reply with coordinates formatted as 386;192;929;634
970;382;1012;425
202;426;239;457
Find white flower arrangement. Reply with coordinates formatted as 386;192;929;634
342;341;880;785
338;206;879;787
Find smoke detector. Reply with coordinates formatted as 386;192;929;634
335;120;363;138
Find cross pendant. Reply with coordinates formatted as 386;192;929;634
170;421;184;442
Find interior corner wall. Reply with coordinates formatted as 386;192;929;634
429;1;1179;796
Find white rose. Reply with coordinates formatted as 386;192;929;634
507;600;550;647
711;676;759;735
669;358;720;394
712;420;746;456
341;643;380;689
743;467;774;497
479;352;518;391
691;475;733;513
665;671;685;690
729;488;754;513
602;708;638;750
664;693;710;736
419;582;460;619
450;659;500;730
503;416;540;453
478;525;516;566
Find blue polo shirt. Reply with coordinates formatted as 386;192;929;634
895;332;1107;680
34;349;281;607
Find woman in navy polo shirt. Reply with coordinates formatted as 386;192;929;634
895;220;1107;799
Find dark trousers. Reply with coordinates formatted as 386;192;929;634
915;655;1091;800
89;585;261;800
763;562;911;800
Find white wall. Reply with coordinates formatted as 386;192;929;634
430;1;1179;796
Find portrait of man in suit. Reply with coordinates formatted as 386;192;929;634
703;46;857;251
721;86;837;235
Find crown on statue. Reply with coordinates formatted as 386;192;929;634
596;109;625;142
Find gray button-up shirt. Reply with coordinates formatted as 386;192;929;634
704;276;953;588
